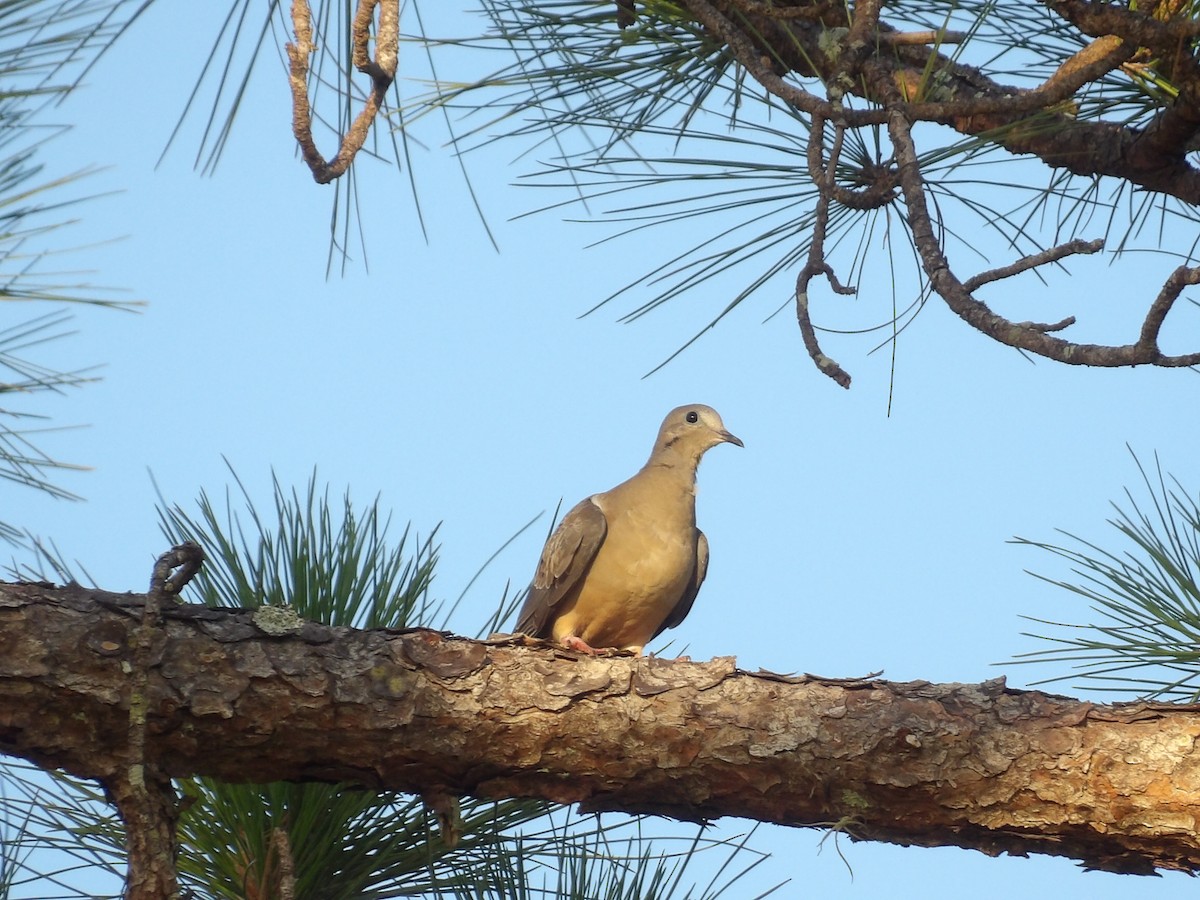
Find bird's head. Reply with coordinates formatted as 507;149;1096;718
652;404;743;465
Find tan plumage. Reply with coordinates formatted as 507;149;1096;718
515;404;742;654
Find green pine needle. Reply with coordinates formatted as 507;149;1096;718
1012;450;1200;701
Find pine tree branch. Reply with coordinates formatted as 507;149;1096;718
4;581;1200;878
686;0;1200;202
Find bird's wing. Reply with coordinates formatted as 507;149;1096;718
654;528;708;638
514;497;608;637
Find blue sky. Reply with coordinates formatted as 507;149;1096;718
7;3;1200;898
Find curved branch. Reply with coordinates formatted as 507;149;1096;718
286;0;399;185
116;544;206;899
797;114;855;388
887;107;1200;369
1140;265;1200;355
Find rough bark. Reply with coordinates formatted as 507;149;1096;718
3;580;1200;878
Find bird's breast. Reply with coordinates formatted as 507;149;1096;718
549;491;696;650
601;493;695;581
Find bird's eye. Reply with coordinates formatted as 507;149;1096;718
685;411;699;424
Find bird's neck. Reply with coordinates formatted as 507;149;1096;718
642;447;701;484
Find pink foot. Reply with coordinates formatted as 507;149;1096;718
560;635;601;655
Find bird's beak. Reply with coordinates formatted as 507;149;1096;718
719;430;744;448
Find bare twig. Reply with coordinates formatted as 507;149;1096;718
1139;266;1200;356
149;540;205;598
962;239;1105;293
272;828;298;900
796;113;856;388
286;0;400;184
686;0;1200;374
1015;317;1077;334
113;543;206;898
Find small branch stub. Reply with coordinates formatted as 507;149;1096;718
150;541;205;598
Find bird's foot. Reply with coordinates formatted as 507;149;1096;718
560;635;602;655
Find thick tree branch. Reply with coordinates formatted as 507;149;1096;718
694;0;1200;202
4;582;1200;876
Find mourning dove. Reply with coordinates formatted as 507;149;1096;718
515;404;742;655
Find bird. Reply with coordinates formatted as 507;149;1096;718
515;404;742;655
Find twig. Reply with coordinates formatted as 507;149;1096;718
272;828;298;900
887;103;1200;369
690;0;1200;371
286;0;400;184
796;113;856;389
796;284;853;389
149;540;205;598
1014;317;1076;334
962;239;1105;293
1139;266;1200;357
112;543;205;898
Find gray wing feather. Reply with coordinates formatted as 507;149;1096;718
514;498;608;637
654;528;708;638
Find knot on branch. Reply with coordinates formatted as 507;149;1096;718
836;160;899;209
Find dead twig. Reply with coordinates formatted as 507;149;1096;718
881;30;969;46
688;0;1200;379
962;239;1105;293
286;0;400;184
112;542;206;898
1138;266;1200;360
796;113;857;388
149;540;205;598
